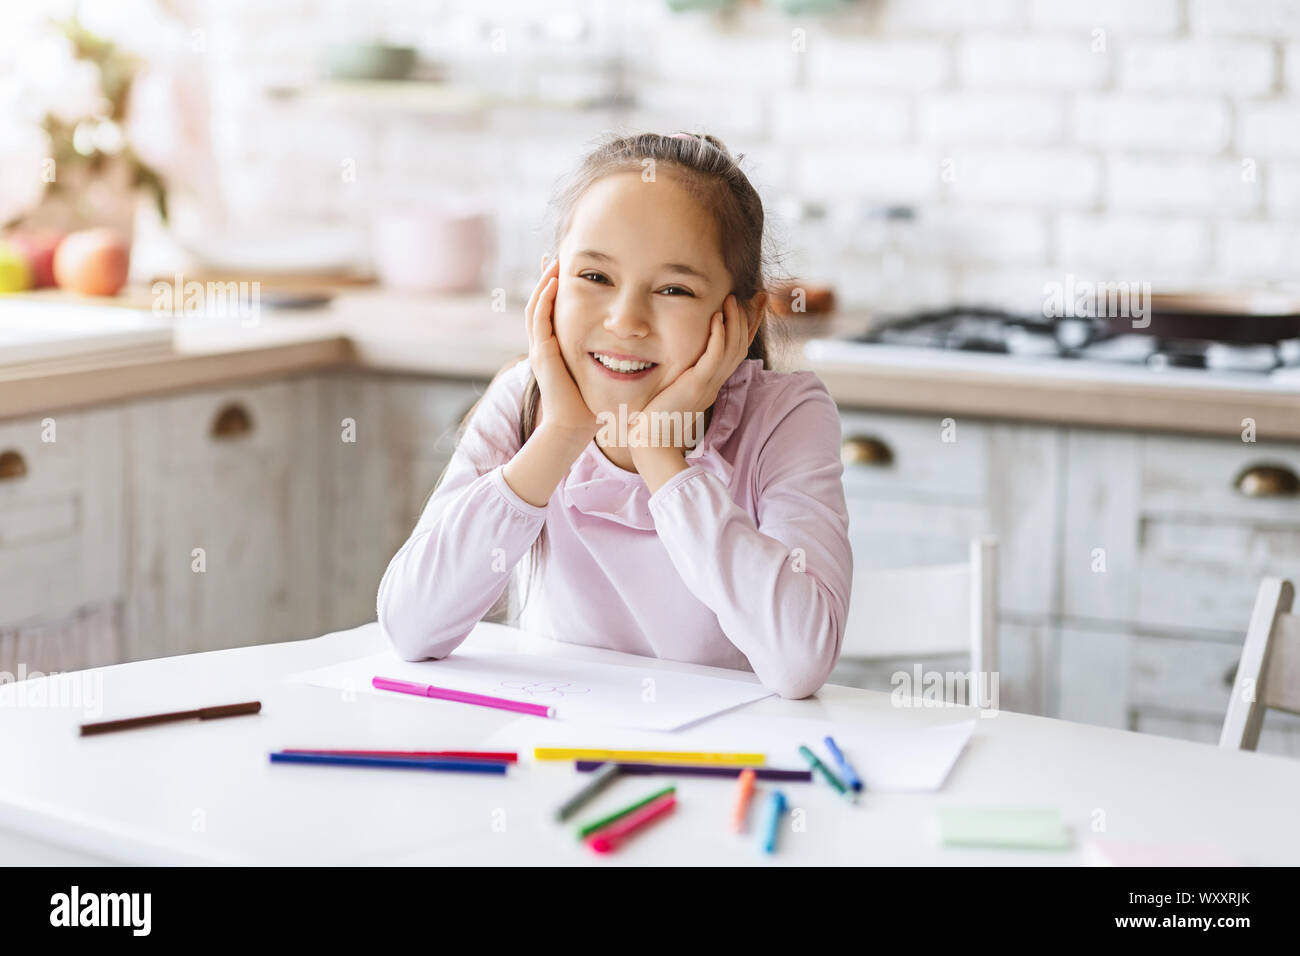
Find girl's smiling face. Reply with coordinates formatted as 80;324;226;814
553;169;732;417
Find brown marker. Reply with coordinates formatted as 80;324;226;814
80;700;262;736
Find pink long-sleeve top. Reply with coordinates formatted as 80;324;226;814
376;357;853;699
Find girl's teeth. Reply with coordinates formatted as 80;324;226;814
594;353;654;373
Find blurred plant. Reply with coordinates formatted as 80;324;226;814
9;15;168;229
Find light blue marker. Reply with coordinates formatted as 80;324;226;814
761;790;787;854
824;735;863;793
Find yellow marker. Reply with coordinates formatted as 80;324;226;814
534;748;766;766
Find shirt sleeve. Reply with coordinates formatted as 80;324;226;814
647;380;852;699
376;361;548;661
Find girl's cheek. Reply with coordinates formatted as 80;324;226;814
554;276;596;323
671;317;712;368
551;290;588;365
552;284;578;335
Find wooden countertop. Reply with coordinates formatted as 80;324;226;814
3;287;1298;441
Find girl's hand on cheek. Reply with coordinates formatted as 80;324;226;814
526;260;597;443
501;261;597;508
640;293;749;432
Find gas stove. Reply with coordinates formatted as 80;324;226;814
806;306;1300;389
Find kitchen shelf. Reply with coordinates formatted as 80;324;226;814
265;79;625;113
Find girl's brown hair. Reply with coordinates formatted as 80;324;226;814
508;130;776;613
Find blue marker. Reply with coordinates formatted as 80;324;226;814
824;735;863;792
269;752;506;774
761;790;787;854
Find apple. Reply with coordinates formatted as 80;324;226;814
0;241;33;293
7;230;63;288
53;228;131;296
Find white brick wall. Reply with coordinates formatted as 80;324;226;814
1056;214;1212;273
795;148;939;204
1118;40;1277;94
804;37;948;90
1106;156;1262;213
1287;42;1300;90
626;86;768;140
957;34;1110;89
878;0;1025;31
924;208;1050;264
1239;102;1300;157
1188;0;1300;37
194;0;1300;308
1268;161;1300;214
639;30;800;89
1215;220;1300;279
945;150;1101;207
1029;0;1181;34
956;265;1084;310
920;93;1065;145
1074;95;1232;152
771;92;911;144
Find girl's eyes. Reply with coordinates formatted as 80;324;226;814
576;273;694;297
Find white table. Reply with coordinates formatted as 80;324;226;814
2;622;1297;866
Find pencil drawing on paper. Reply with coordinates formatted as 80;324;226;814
498;679;592;697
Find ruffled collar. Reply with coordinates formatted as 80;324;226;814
559;358;759;529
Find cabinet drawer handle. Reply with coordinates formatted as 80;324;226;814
0;449;27;481
841;435;893;467
1233;463;1299;498
211;403;254;440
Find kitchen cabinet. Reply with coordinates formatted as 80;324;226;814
0;367;485;667
1063;428;1300;633
1056;623;1300;754
1056;625;1130;729
1135;713;1300;759
1058;427;1300;755
317;369;487;630
835;409;1060;713
829;620;1050;716
838;410;1062;617
835;406;1300;757
0;406;125;672
122;377;324;660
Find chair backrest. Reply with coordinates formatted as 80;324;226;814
840;537;998;680
1220;577;1300;751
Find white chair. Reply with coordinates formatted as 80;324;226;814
1220;577;1300;751
832;537;998;708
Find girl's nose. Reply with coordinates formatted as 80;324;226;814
603;297;650;338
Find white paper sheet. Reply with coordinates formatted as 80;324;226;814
284;645;774;732
481;713;975;791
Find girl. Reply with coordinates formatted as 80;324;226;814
377;132;852;699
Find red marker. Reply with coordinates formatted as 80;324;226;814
280;749;517;763
587;793;677;853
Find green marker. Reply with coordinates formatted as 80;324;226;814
799;745;855;803
577;784;676;839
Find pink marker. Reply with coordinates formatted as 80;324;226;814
587;793;678;853
371;676;555;718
